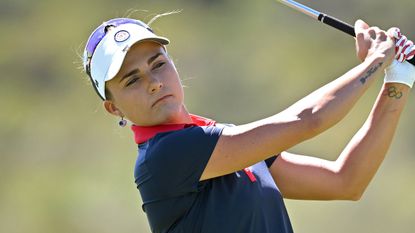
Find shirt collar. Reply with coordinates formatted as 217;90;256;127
131;114;216;144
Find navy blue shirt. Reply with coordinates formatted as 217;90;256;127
134;125;293;233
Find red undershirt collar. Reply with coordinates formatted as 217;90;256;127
131;114;216;144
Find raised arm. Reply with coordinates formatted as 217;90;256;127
269;82;410;200
200;20;395;181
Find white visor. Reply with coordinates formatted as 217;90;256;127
89;23;169;99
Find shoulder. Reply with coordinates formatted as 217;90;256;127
142;125;224;165
149;125;224;150
135;125;226;194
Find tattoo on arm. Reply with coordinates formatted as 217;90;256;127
359;62;384;84
382;86;403;99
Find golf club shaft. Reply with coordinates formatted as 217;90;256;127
278;0;415;66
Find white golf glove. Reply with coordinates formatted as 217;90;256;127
384;28;415;88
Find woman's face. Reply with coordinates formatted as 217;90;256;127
104;41;187;126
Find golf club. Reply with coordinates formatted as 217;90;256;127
277;0;415;66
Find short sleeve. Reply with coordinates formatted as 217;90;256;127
144;125;223;196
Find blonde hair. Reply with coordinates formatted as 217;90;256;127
147;9;182;26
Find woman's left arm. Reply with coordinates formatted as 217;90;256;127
269;82;410;200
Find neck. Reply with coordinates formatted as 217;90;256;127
163;104;192;125
178;105;192;124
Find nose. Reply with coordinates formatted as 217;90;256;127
148;75;163;94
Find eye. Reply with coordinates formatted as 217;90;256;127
126;76;140;86
153;62;165;70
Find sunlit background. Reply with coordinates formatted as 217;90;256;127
1;0;415;232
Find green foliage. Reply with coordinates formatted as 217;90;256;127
1;0;415;232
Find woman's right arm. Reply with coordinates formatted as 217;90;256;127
200;21;396;181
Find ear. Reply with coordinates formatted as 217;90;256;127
103;100;123;117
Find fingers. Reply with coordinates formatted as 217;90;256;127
396;37;415;62
354;19;369;36
386;27;415;62
366;26;388;41
355;20;387;41
375;28;387;41
387;27;400;39
355;20;372;61
354;20;393;62
355;34;369;61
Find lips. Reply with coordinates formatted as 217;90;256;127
152;95;173;107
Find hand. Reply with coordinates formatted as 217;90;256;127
390;28;415;62
383;28;415;88
354;20;395;66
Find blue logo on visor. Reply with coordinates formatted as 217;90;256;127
114;30;130;42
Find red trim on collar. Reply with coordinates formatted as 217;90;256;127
131;114;216;144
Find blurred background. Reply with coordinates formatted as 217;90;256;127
1;0;414;232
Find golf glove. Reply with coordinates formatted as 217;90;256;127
392;28;415;62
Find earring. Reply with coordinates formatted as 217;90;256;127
119;117;127;127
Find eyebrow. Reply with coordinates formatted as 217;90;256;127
120;52;163;83
120;68;139;83
147;52;162;65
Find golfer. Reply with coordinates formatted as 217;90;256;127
82;17;415;233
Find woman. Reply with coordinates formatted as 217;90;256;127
83;17;415;233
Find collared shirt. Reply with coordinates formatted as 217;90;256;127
132;115;293;233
